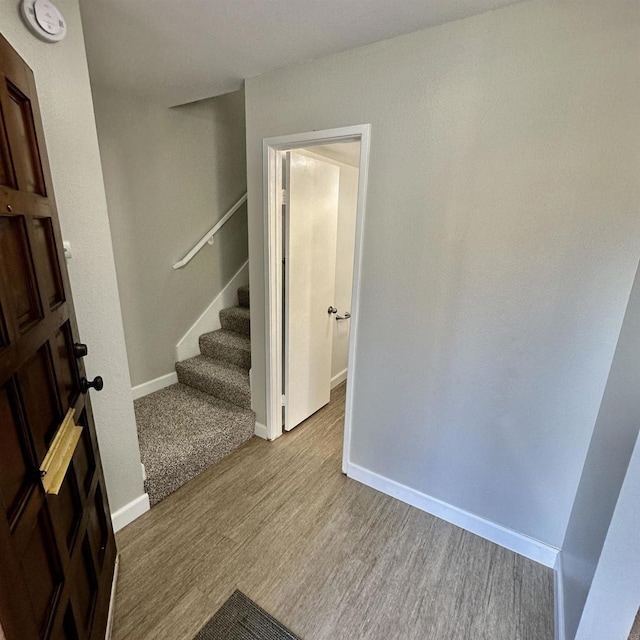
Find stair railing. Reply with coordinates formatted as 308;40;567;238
172;193;248;270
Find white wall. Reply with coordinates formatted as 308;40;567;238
245;0;640;548
90;88;248;386
561;260;640;639
0;1;145;513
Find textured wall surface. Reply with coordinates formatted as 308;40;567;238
245;0;640;547
90;89;248;386
0;0;145;513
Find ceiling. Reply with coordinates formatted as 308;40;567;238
306;142;361;168
80;0;523;107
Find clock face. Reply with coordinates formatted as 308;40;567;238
21;0;67;42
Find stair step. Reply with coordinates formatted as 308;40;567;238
134;383;255;505
220;305;250;336
176;355;251;409
238;285;250;309
199;329;251;370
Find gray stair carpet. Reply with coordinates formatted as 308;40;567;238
199;329;251;370
220;306;250;336
135;383;255;506
176;355;251;409
136;285;252;506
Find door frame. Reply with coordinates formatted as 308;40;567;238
263;124;371;472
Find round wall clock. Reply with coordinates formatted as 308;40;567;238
21;0;67;43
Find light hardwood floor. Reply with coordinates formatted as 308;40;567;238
113;383;554;640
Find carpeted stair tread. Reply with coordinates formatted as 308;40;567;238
237;285;250;309
176;355;251;409
134;383;255;506
199;329;251;370
220;305;250;336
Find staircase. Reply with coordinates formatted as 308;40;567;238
134;285;254;506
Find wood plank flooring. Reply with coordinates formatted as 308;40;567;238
113;383;554;640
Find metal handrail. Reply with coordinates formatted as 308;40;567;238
172;193;247;269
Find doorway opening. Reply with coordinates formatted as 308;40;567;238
263;125;371;472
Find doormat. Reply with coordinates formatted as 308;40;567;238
194;590;301;640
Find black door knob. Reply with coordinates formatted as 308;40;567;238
73;343;88;358
80;376;103;394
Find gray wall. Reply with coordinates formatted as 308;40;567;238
572;424;640;640
245;0;640;547
91;88;248;386
0;0;144;513
561;261;640;639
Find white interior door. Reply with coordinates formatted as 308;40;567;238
284;150;340;431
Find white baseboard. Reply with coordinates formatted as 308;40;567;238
554;553;566;640
131;372;178;400
111;493;150;532
105;555;119;640
255;421;269;440
175;260;249;362
331;368;348;389
347;462;559;568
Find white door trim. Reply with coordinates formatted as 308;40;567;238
263;124;371;469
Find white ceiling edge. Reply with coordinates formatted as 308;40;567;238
80;0;525;107
302;142;361;169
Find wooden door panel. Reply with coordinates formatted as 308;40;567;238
74;534;98;633
0;186;51;216
50;322;78;414
62;604;80;640
0;33;116;640
0;379;35;524
17;345;61;461
86;485;109;570
0;214;42;335
72;426;95;500
20;507;64;637
51;463;83;554
31;216;65;311
0;102;14;190
0;302;8;350
3;81;46;197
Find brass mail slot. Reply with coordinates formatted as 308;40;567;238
40;408;83;495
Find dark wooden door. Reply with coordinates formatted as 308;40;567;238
0;34;116;640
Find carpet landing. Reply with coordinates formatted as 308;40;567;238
135;284;254;506
195;591;300;640
135;383;255;505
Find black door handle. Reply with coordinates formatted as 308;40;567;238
73;343;88;358
80;376;103;394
